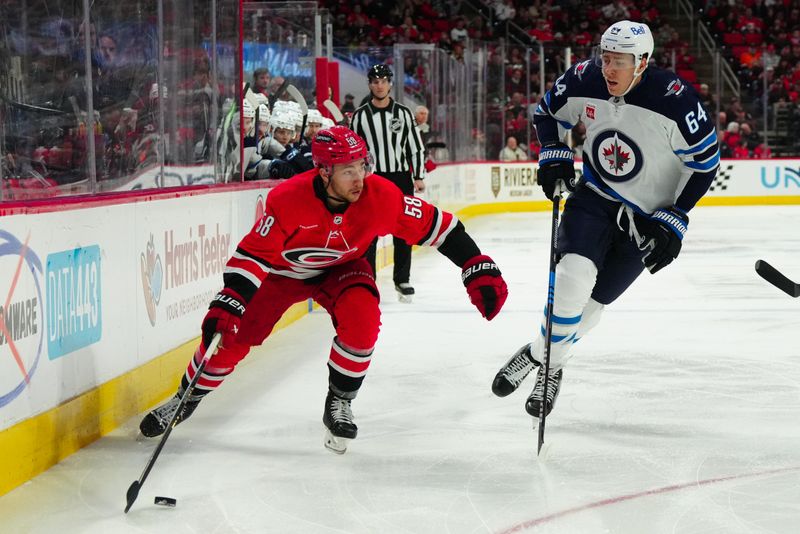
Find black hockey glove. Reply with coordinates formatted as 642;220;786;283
635;206;689;274
282;145;314;173
537;142;576;200
267;159;295;179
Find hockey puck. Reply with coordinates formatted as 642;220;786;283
154;496;177;507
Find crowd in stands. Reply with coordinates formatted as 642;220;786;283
1;3;238;199
698;0;800;154
319;0;763;160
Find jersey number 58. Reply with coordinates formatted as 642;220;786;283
403;196;423;218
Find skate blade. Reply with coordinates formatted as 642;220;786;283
324;430;351;455
396;293;413;303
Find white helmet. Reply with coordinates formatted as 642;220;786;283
320;117;335;129
269;111;296;132
599;20;654;66
257;104;270;123
253;93;268;106
307;108;325;125
242;99;255;119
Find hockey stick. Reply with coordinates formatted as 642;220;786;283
268;78;290;112
538;182;563;455
322;99;345;125
285;84;308;144
124;333;222;513
755;260;800;298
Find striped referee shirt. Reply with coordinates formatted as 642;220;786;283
350;98;426;180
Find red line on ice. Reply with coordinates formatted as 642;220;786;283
496;465;800;534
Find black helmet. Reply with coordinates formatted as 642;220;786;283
367;64;393;81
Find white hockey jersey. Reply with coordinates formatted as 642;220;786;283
534;60;719;214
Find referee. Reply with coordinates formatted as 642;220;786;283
351;63;426;302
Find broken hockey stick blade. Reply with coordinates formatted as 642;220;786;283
755;260;800;297
322;99;345;124
285;84;308;144
124;333;222;513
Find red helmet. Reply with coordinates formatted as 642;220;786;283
311;126;369;168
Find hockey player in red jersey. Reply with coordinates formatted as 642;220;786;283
140;126;508;453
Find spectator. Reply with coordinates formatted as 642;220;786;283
451;18;468;43
499;136;528;161
253;68;271;98
341;93;356;113
415;105;431;146
698;83;715;112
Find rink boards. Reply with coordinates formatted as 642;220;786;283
1;158;799;496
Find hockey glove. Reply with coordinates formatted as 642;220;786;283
267;159;295;179
637;206;689;274
537;142;576;200
461;255;508;321
202;288;246;348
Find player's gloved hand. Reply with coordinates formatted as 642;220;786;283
537;142;576;200
267;159;296;179
202;288;246;348
461;255;508;321
636;206;689;274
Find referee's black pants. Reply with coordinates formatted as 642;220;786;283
365;170;414;286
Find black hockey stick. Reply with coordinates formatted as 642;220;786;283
538;183;563;455
268;78;290;112
755;260;800;298
124;333;222;513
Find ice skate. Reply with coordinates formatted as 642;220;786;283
395;283;415;303
323;390;358;454
525;366;563;417
139;393;202;438
492;343;538;397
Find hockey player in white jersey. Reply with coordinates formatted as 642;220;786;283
492;20;720;417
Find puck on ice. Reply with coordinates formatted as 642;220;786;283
154;496;177;507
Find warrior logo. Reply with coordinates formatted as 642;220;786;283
591;130;644;183
664;79;685;97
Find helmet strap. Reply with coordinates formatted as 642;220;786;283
318;167;350;209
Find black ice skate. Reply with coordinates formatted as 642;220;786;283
395;283;415;303
525;367;563;417
139;393;202;438
492;343;538;397
323;390;358;454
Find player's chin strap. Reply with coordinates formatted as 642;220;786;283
313;173;350;211
617;65;646;97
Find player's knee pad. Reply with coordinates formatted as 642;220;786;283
531;254;598;368
554;253;598;312
334;285;381;350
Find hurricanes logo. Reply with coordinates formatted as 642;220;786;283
139;234;163;326
592;130;643;183
282;247;357;269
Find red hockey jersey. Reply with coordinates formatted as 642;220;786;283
225;169;458;294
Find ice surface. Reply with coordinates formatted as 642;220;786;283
2;206;799;533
